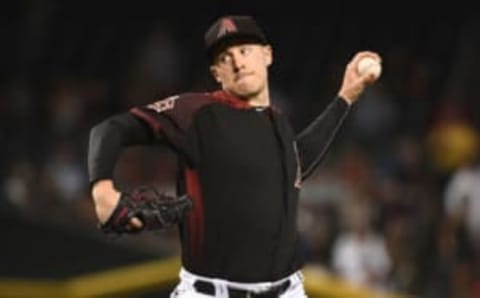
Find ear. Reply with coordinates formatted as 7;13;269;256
263;45;273;66
210;65;221;83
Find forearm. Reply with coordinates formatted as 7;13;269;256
88;112;153;222
295;97;350;180
88;112;153;184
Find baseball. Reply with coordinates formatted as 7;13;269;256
356;56;382;79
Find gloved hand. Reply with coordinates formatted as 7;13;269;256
99;185;193;234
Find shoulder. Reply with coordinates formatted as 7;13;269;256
144;92;217;114
129;91;224;131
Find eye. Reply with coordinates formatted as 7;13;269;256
240;46;252;56
218;54;232;64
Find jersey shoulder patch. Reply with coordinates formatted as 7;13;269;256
147;95;180;113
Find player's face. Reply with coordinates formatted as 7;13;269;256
211;44;272;99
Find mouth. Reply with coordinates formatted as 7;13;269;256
235;72;254;82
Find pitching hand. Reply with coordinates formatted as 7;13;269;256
338;51;382;104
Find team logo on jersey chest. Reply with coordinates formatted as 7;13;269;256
147;95;179;113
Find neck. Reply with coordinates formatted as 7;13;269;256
246;86;270;107
220;84;271;108
248;95;269;107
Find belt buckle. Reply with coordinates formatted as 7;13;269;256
228;279;290;298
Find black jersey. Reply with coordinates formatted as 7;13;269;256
129;90;350;282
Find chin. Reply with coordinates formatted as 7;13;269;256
232;90;257;100
232;85;261;99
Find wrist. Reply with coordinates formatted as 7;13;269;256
91;179;116;198
91;179;121;223
338;94;353;106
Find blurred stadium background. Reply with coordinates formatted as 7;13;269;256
1;1;480;297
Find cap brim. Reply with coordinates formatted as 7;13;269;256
207;34;268;63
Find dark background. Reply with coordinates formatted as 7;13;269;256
2;1;480;297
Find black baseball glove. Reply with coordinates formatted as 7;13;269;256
99;186;193;235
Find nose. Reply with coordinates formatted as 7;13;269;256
230;52;244;72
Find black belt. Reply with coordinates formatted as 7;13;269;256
193;279;291;298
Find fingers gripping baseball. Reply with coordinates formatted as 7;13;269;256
338;51;382;104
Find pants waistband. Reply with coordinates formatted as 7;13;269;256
195;279;291;297
179;268;303;296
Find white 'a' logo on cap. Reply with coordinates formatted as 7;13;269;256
217;18;237;37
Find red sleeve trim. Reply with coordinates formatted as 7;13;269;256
129;107;163;135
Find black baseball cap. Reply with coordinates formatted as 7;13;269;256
204;15;268;63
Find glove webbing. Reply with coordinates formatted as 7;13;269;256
99;186;193;235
